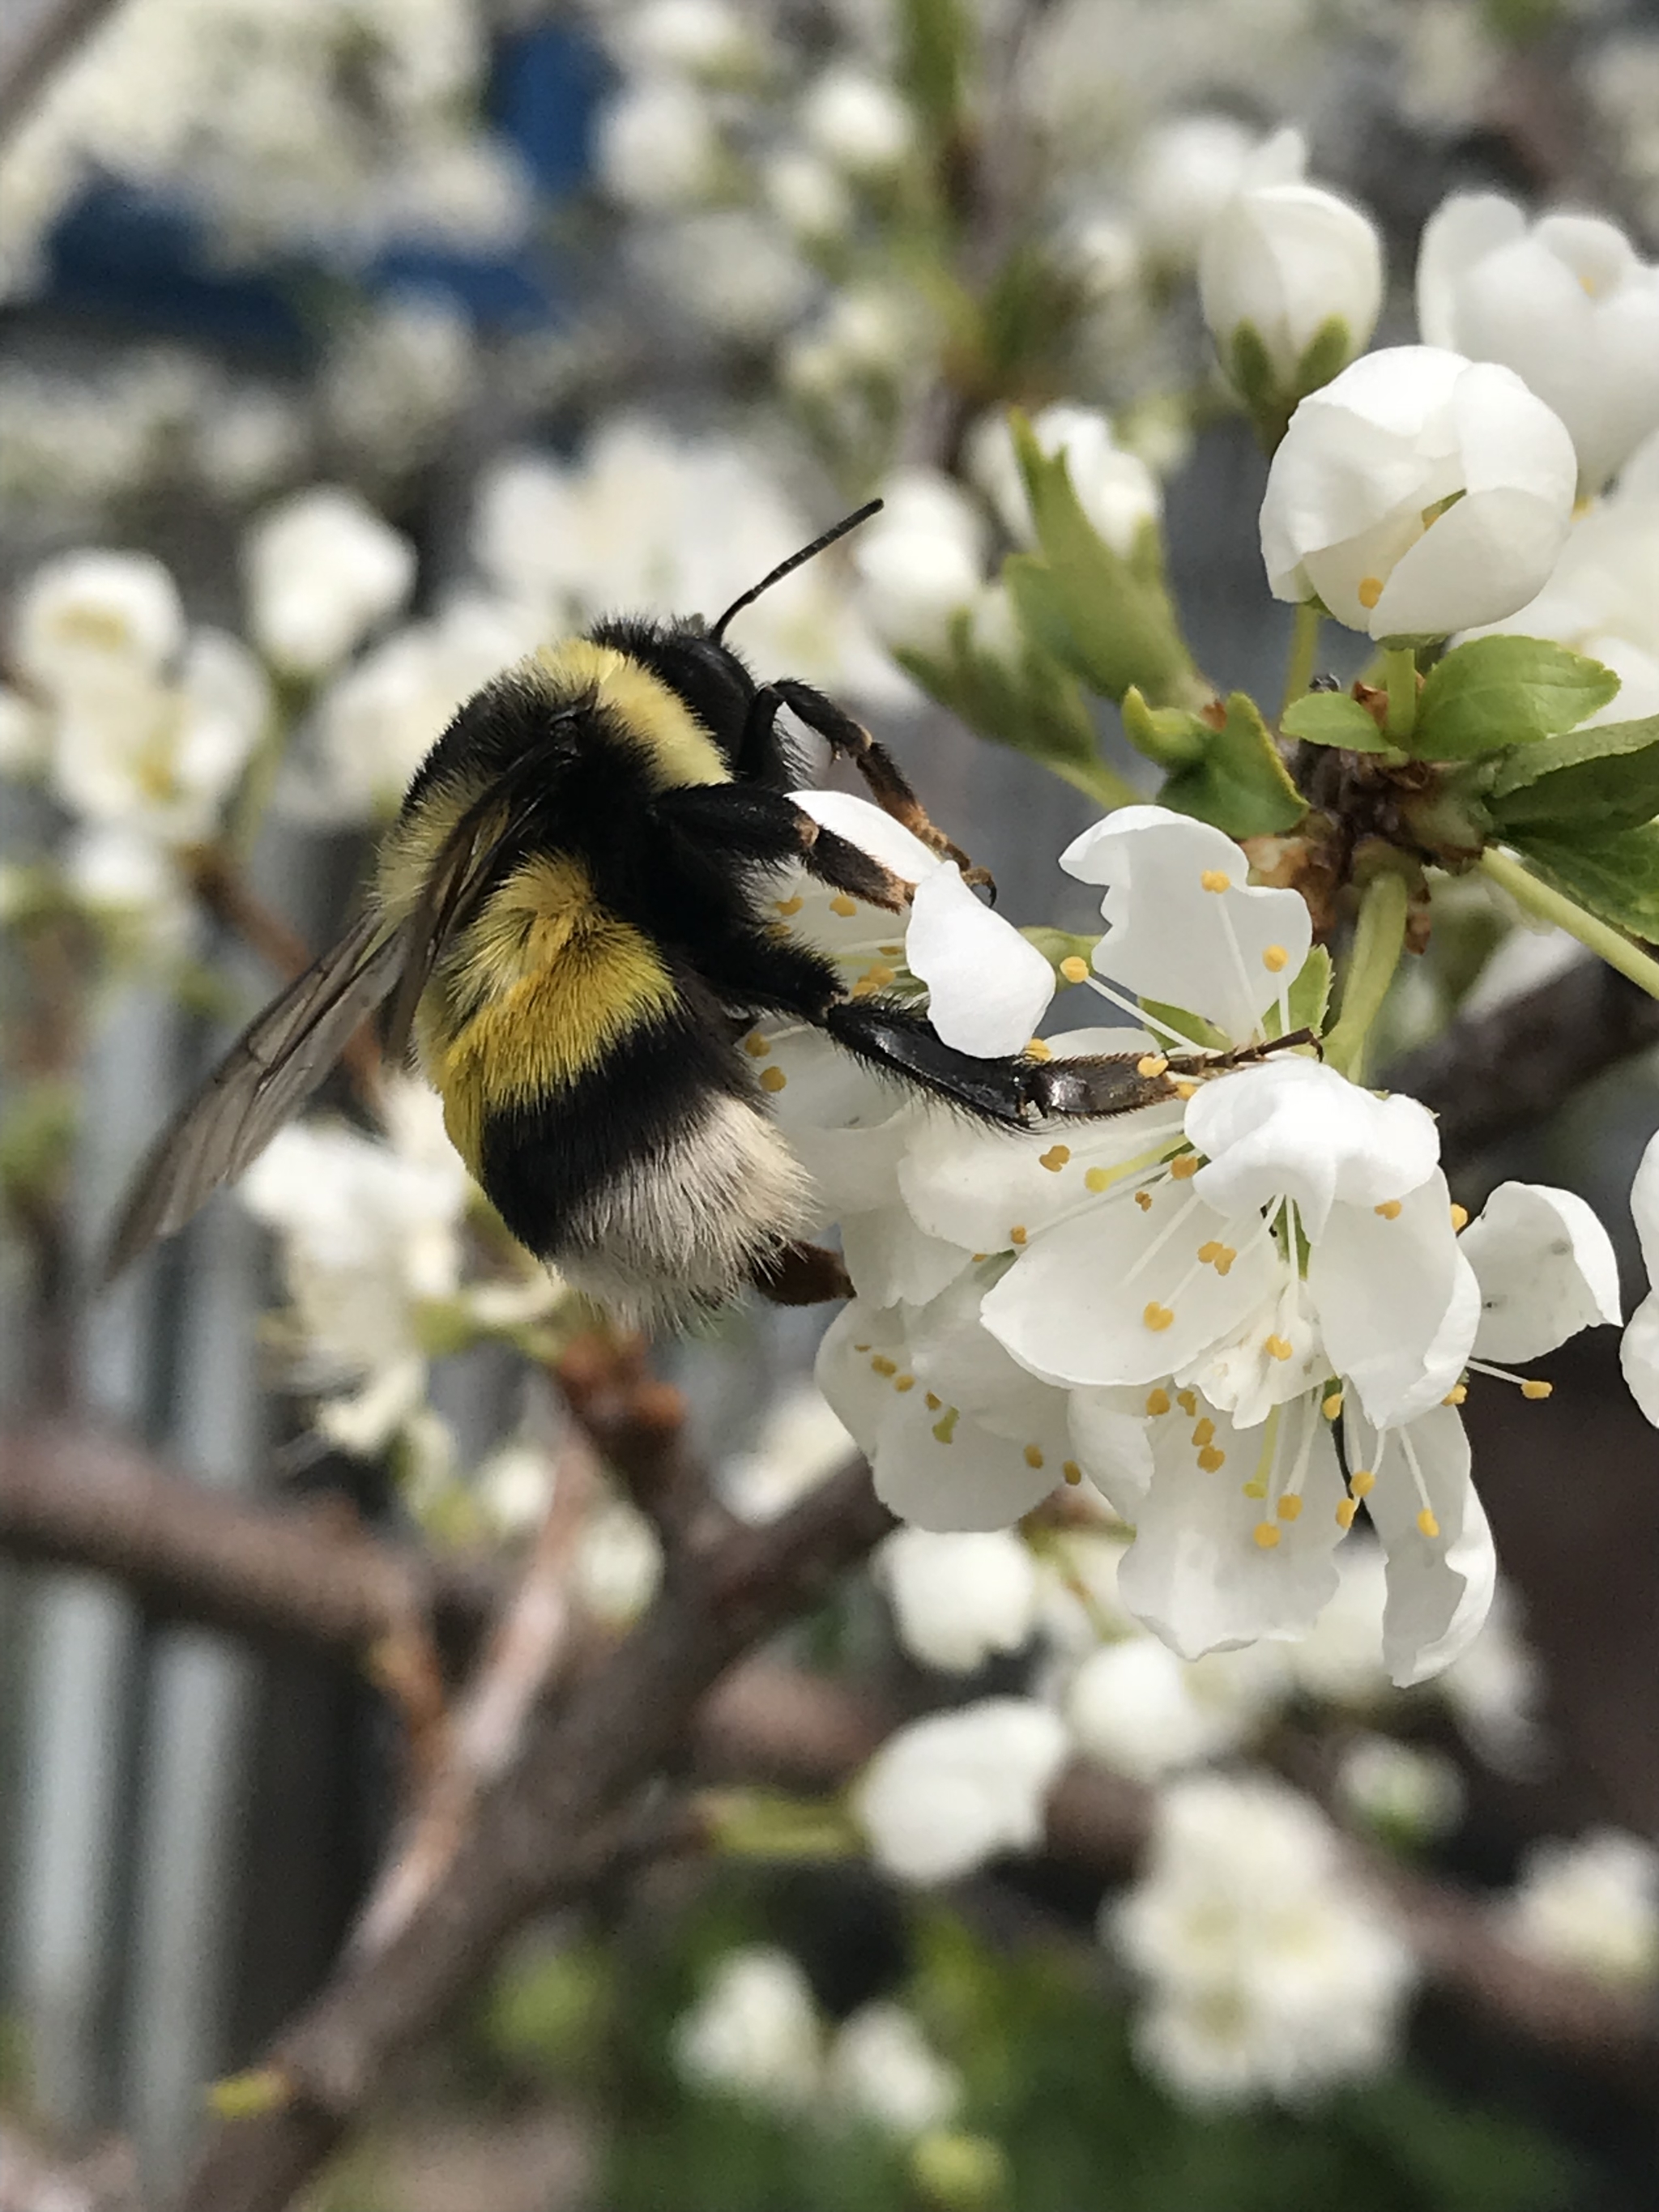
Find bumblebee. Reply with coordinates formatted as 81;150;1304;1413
106;504;1213;1319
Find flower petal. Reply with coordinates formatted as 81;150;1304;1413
906;862;1056;1055
1181;1268;1325;1430
898;1095;1180;1254
1619;1290;1659;1427
1307;1172;1473;1426
1115;1398;1347;1658
1357;1405;1495;1686
1068;1385;1157;1518
1628;1127;1659;1286
1188;1058;1439;1240
1060;806;1311;1043
1461;1181;1621;1360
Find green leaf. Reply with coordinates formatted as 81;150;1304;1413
896;0;975;136
1508;823;1659;939
1286;944;1333;1036
896;627;1098;770
1281;691;1394;752
1414;637;1621;760
1139;999;1227;1051
1158;692;1307;837
1006;413;1201;708
1487;713;1659;833
1120;684;1209;767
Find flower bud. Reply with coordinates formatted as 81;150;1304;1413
852;469;987;654
1418;194;1659;495
967;403;1161;556
245;486;414;677
1260;346;1576;639
1199;129;1383;444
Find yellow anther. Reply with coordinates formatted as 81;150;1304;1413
1062;1460;1083;1485
1039;1144;1071;1172
1263;944;1290;973
1350;1470;1375;1498
879;944;903;957
1336;1498;1358;1530
1026;1038;1053;1061
853;1344;871;1354
1253;1522;1282;1549
1322;1391;1343;1421
971;1254;987;1264
744;1033;771;1057
1135;1189;1154;1211
859;964;897;991
932;1408;959;1443
1201;869;1232;893
1243;1479;1268;1499
1357;575;1384;609
760;1065;787;1093
1143;1301;1175;1332
774;894;804;916
1023;1444;1045;1470
1085;1166;1111;1193
871;1355;897;1376
1197;1445;1226;1472
1009;1225;1028;1247
1416;1507;1440;1538
1196;1240;1222;1264
1177;1389;1197;1416
1213;1247;1235;1276
829;894;858;917
1173;1080;1198;1100
1060;955;1090;983
1521;1379;1552;1400
1192;1417;1215;1447
1449;1202;1469;1230
925;1392;941;1411
893;1374;915;1392
1374;1199;1402;1220
1145;1388;1171;1417
1264;1333;1293;1362
1277;1494;1303;1522
1137;1055;1169;1077
1443;1383;1467;1407
1170;1154;1201;1180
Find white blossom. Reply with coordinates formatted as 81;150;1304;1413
672;1946;823;2112
12;550;183;698
1110;1772;1416;2106
874;1528;1038;1673
966;404;1162;558
1619;1125;1659;1426
853;1698;1068;1885
762;149;854;241
800;67;914;177
245;487;416;679
719;1383;855;1524
1260;346;1578;640
825;2004;962;2137
1199;129;1383;396
597;75;724;210
1065;1634;1285;1779
640;210;814;345
852;469;990;657
1130;113;1262;263
1336;1734;1465;1842
1503;1831;1659;1988
573;1497;664;1628
1418;195;1659;495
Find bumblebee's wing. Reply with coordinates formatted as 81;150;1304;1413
103;908;412;1281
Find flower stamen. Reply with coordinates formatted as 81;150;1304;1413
1467;1357;1552;1399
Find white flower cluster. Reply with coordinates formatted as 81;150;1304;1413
672;1945;961;2141
795;800;1618;1687
1111;1773;1417;2107
1503;1829;1659;1991
0;0;527;301
2;548;270;944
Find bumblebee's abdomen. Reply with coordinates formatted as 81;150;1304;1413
428;852;809;1319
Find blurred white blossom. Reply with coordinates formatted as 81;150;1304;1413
966;404;1162;557
573;1496;664;1627
1504;1831;1659;1989
1130;113;1263;262
719;1384;855;1525
597;75;726;210
1336;1734;1465;1843
673;1946;822;2112
13;551;184;697
1111;1773;1416;2105
875;1528;1039;1673
825;2003;961;2137
1065;1635;1283;1781
854;1698;1068;1885
800;67;914;178
852;470;989;656
1418;196;1659;497
245;486;416;679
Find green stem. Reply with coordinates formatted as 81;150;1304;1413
1047;753;1142;812
1480;846;1659;1002
1280;600;1322;718
1324;871;1410;1080
1383;646;1418;744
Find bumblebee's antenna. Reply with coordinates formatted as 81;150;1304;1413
711;498;883;641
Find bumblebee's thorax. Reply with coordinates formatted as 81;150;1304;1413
530;637;732;791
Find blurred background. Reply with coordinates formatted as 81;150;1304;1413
0;1;1657;2207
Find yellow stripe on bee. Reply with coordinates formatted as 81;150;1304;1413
432;852;676;1172
532;638;731;789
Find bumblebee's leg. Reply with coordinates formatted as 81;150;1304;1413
766;677;992;890
654;784;912;911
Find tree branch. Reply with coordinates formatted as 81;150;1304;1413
1387;958;1659;1169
